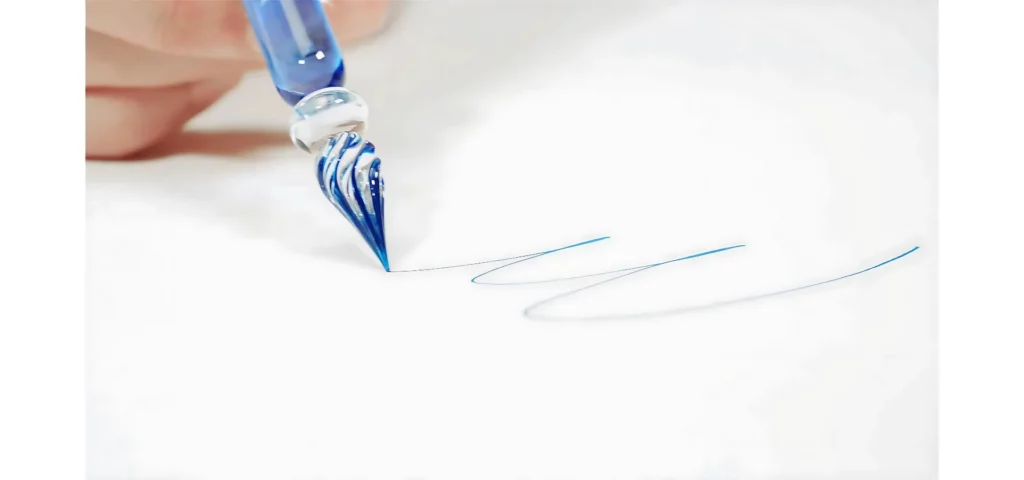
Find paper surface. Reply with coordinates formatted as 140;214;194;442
87;1;936;478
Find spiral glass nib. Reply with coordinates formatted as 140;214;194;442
291;87;389;271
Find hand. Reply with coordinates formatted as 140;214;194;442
86;0;392;159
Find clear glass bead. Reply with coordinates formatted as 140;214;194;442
289;87;369;153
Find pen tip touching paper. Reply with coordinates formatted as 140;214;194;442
315;132;390;271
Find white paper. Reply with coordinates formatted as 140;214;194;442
87;2;936;478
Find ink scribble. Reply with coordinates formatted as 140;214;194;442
392;237;920;321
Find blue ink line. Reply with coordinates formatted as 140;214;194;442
388;237;610;274
522;246;921;321
386;236;920;321
474;244;746;286
470;237;612;284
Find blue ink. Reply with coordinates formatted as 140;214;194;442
385;240;589;274
316;132;389;271
392;238;920;320
472;242;746;286
519;245;921;321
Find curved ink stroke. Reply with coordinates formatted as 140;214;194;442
472;243;746;286
519;245;921;321
389;237;611;274
388;237;920;321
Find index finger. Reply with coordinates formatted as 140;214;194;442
86;0;393;60
86;0;257;60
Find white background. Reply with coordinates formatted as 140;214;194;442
81;1;937;479
12;1;1024;480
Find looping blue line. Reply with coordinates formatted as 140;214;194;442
391;237;921;321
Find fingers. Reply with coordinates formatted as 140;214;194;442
86;0;256;60
86;0;393;60
83;0;394;159
325;0;394;45
86;77;242;159
87;30;259;88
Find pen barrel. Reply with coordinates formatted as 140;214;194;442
243;0;346;105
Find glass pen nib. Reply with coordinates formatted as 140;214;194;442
289;87;388;271
315;132;389;271
244;0;388;271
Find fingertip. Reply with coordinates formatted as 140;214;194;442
86;78;240;160
323;0;394;45
86;89;181;160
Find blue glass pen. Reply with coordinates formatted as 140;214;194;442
243;0;389;271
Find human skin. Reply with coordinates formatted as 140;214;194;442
86;0;392;159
